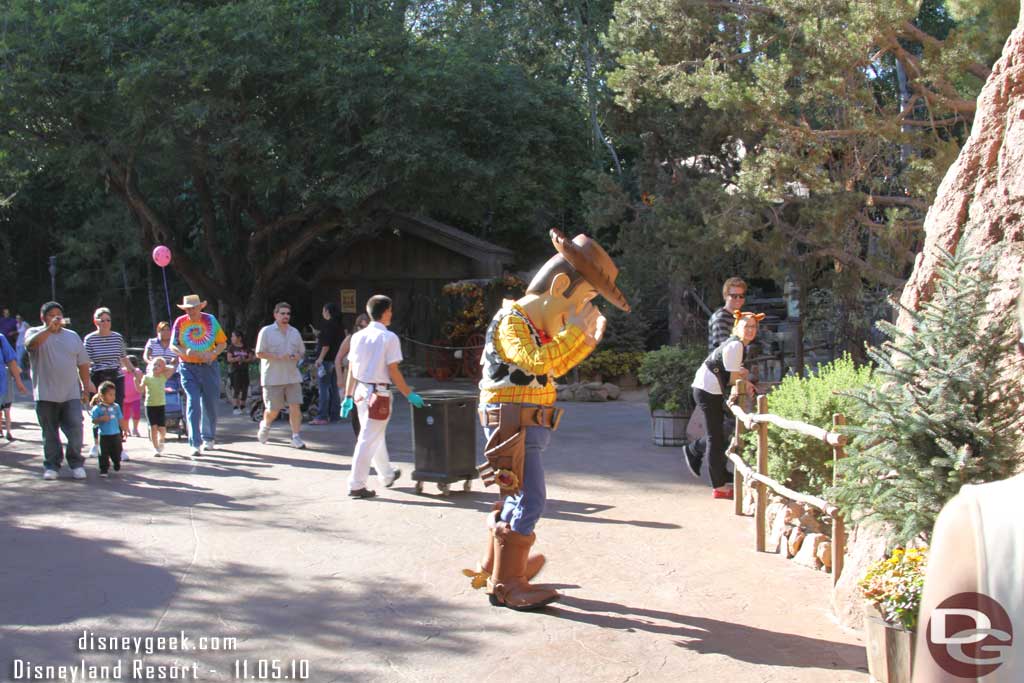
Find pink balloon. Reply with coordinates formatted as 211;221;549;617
152;245;172;268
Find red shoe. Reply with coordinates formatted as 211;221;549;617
712;487;734;500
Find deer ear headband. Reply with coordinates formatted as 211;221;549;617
732;310;766;322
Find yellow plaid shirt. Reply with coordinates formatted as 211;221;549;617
480;303;593;406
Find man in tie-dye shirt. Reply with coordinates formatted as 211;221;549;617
170;294;227;457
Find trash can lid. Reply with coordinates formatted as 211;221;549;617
415;389;479;402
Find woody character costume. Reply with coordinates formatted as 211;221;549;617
463;229;629;611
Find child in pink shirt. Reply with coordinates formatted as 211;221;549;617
123;355;143;437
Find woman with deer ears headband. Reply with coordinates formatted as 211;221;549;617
684;310;765;499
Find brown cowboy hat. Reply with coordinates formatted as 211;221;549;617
550;229;630;312
176;294;207;310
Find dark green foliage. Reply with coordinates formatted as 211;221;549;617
744;355;874;495
832;247;1024;545
638;344;705;412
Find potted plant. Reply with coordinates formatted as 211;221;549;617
859;546;928;683
638;345;704;446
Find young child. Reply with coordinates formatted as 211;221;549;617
226;331;254;416
122;355;144;438
137;357;174;456
90;381;127;478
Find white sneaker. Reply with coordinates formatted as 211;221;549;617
203;441;216;452
153;449;162;457
233;408;242;416
158;444;165;455
42;469;58;481
290;434;306;450
72;467;87;480
88;444;98;458
190;446;201;457
257;422;270;444
121;452;131;462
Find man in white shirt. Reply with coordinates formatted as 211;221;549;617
341;295;424;498
255;302;307;449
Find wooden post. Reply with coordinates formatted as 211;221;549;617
755;394;769;552
733;380;747;517
832;413;847;584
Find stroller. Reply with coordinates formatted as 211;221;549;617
163;373;188;441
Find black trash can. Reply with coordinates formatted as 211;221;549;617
411;389;479;495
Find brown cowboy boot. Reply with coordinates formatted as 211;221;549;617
463;504;545;589
487;522;559;610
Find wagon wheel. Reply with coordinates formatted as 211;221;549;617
426;339;457;381
461;333;485;380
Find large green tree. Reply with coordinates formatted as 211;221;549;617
600;0;1015;352
1;0;592;335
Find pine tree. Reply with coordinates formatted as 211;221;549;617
833;246;1023;545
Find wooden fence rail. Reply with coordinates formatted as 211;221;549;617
724;380;848;585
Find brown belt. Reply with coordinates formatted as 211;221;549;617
478;405;563;431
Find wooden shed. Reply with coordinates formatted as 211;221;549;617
310;213;515;365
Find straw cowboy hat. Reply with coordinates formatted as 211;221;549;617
550;229;630;312
176;294;207;310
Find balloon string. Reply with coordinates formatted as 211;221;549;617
161;266;172;319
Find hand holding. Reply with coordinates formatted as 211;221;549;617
341;397;354;419
407;392;425;409
567;301;600;337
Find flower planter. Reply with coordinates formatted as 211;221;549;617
651;409;689;447
863;604;915;683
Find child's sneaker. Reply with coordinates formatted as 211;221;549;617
121;452;130;462
113;460;121;472
88;444;98;458
100;471;109;478
154;449;162;457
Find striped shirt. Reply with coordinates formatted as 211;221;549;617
480;302;592;406
707;307;734;353
144;337;176;363
84;331;126;372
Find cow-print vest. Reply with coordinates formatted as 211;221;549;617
478;306;550;394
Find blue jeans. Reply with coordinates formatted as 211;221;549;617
180;362;220;448
318;365;340;422
483;419;552;536
35;400;85;471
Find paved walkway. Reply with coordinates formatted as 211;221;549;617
0;382;867;682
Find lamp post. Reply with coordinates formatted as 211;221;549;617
48;256;57;300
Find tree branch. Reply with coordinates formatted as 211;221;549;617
898;21;991;82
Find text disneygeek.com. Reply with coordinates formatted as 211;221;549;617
7;629;309;681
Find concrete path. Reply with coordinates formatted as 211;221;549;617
0;382;867;682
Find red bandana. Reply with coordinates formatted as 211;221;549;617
523;312;552;345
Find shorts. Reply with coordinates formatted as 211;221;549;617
123;400;141;421
146;405;166;427
263;383;302;412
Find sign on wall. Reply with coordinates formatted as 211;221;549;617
340;289;357;314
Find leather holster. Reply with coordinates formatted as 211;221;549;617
477;404;563;497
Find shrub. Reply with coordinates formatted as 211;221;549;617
744;354;873;495
577;350;645;379
638;345;705;412
832;247;1024;545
